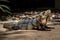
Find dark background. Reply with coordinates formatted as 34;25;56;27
0;0;55;12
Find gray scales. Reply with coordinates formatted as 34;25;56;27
3;16;41;30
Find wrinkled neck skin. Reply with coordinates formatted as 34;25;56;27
31;13;50;26
38;13;52;25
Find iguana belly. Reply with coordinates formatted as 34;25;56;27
41;16;47;25
41;19;46;25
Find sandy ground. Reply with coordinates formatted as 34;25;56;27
0;24;60;40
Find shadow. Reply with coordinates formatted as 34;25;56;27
33;25;55;31
1;31;26;35
37;28;52;31
38;29;51;31
33;27;52;31
45;27;55;29
37;26;55;31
